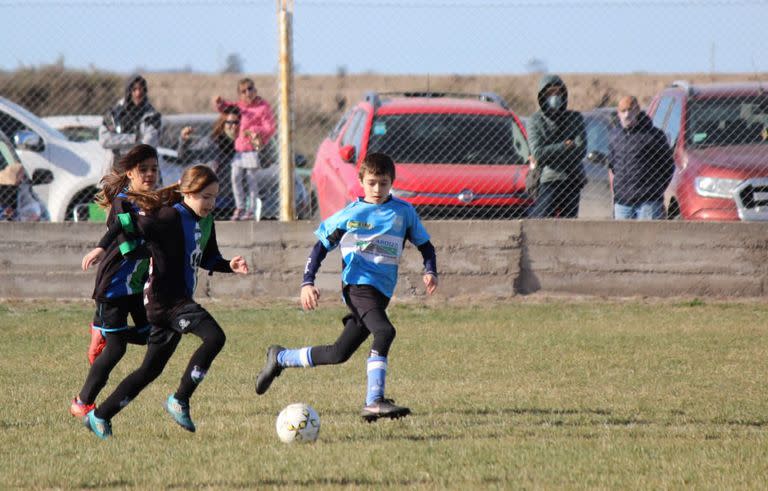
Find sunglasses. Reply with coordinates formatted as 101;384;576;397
224;120;241;126
240;86;256;94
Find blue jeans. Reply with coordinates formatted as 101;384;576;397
528;180;581;219
614;201;665;220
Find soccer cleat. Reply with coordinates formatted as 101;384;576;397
83;410;112;440
165;394;196;432
361;398;411;422
88;326;106;365
69;397;95;419
255;345;285;395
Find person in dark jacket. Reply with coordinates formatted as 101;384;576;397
608;96;674;220
526;74;587;218
99;74;162;172
178;106;240;219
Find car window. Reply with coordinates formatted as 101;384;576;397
666;97;683;145
687;95;768;148
340;110;365;148
160;120;215;149
329;110;351;140
59;126;99;142
0;139;17;170
651;96;673;132
584;113;615;155
367;113;529;165
0;112;28;141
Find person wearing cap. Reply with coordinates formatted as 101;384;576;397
608;96;674;220
526;74;587;218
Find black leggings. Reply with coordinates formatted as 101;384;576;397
95;308;225;420
79;330;147;404
310;285;396;366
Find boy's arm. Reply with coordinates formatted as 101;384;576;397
301;240;329;287
417;240;437;277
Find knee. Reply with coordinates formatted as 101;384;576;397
207;330;226;352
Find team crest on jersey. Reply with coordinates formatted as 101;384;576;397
179;318;191;330
347;220;373;230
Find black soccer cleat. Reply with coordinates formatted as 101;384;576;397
361;398;411;422
255;345;285;395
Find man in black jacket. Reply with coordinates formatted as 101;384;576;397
609;96;674;220
527;74;587;218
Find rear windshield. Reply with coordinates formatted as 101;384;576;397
687;96;768;148
366;113;529;165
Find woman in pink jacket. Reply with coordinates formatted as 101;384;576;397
213;78;276;220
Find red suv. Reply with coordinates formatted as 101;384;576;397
647;81;768;220
310;91;531;220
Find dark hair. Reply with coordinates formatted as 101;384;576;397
212;105;241;139
358;152;396;181
238;78;255;89
128;164;218;212
95;144;158;208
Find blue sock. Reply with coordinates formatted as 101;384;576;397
277;347;313;368
366;356;387;405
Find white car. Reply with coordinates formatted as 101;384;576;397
0;98;107;222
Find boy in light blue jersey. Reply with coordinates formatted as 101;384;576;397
255;153;438;421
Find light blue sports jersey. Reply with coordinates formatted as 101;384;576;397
315;196;430;298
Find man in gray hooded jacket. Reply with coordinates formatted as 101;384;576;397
526;74;586;218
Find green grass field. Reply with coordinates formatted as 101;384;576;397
1;299;767;489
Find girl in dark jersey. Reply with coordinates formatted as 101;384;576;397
80;164;249;439
69;144;158;419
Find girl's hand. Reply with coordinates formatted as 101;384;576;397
300;284;320;311
423;273;438;295
230;256;249;274
82;247;105;271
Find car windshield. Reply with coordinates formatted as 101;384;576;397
366;113;529;165
687;96;768;148
584;112;616;155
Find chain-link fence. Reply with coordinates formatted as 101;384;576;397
0;0;766;222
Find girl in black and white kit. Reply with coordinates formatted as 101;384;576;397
80;164;249;440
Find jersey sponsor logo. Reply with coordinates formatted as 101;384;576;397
347;220;373;230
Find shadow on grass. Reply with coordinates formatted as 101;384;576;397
166;476;488;488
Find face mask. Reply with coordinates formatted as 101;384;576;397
545;94;566;112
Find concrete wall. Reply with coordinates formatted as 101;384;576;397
1;220;767;300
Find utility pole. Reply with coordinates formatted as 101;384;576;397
277;0;295;221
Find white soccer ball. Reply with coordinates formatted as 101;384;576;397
275;403;321;443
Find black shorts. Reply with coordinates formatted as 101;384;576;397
148;302;217;345
92;295;150;334
343;284;390;320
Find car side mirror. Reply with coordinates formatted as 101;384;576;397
31;168;53;186
339;145;355;163
14;130;44;152
587;150;607;164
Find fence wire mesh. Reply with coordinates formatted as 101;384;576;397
0;0;766;222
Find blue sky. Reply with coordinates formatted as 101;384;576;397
0;0;766;75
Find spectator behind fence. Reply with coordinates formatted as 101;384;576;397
99;74;162;171
0;163;48;221
608;96;674;220
0;163;22;220
212;78;276;221
526;74;587;218
178;106;240;220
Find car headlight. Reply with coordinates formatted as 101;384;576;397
391;187;419;198
694;177;742;199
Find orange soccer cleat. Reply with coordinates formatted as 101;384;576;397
69;397;95;419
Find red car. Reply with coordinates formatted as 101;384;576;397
647;81;768;220
310;91;531;220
